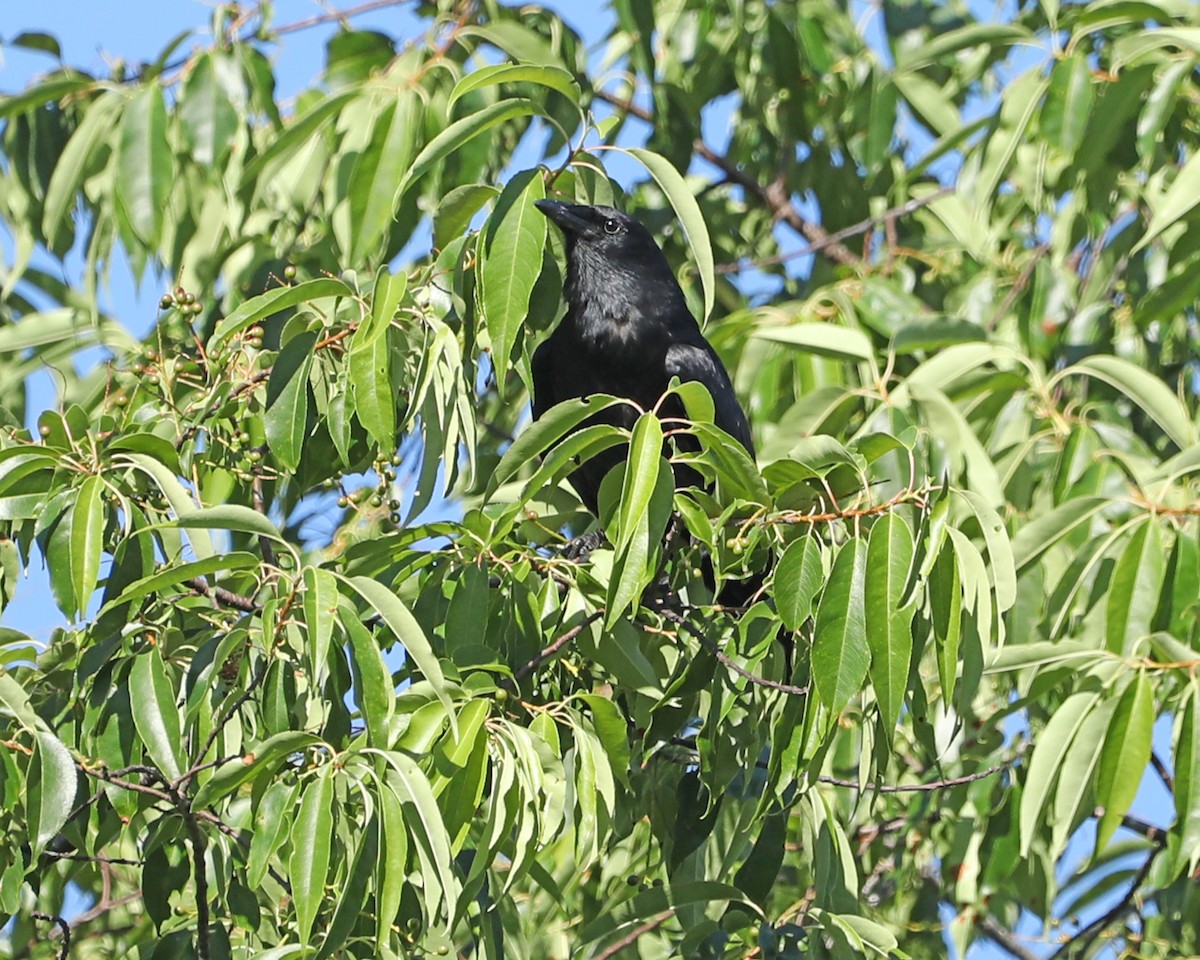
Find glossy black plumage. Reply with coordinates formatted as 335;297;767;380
531;200;753;514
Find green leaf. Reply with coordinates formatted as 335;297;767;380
337;574;453;723
99;552;259;614
1138;147;1200;251
753;322;875;362
1174;684;1200;875
265;331;316;472
246;780;297;888
43;92;123;248
1063;354;1194;449
398;98;542;198
348;320;395;451
482;169;546;384
488;394;631;496
811;538;868;715
303;567;338;684
179;52;240;167
240;89;359;186
31;729;77;854
192;731;321;807
290;772;335;944
929;542;963;702
207;277;351;353
375;774;409;941
434;183;499;250
68;476;104;619
349;95;422;262
164;504;284;544
449;63;580;110
340;596;394;748
610;412;664;557
378;751;460;924
605;453;673;629
1042;54;1094;154
1020;688;1103;855
1095;673;1155;851
624;147;716;323
116;85;170;247
0;672;39;730
865;514;915;736
1011;496;1109;573
1105;518;1165;653
130;646;183;780
775;536;824;632
316;815;380;960
0;75;94;121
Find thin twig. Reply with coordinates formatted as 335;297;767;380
817;754;1020;794
1049;848;1159;960
593;910;675;960
29;913;69;960
664;611;809;697
514;611;603;681
592;88;860;267
716;188;955;274
976;915;1041;960
1149;751;1174;793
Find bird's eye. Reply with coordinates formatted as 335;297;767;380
603;218;621;235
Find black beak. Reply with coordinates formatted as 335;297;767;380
535;199;595;236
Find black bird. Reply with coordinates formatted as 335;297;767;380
531;200;754;515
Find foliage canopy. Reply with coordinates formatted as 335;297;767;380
2;1;1200;958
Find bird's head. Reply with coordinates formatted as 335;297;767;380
534;200;686;315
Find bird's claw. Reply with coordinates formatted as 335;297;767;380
560;530;607;562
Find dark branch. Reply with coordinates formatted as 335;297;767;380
29;913;69;960
664;610;809;697
1049;848;1158;960
592;88;860;267
976;915;1041;960
185;576;259;612
514;611;604;681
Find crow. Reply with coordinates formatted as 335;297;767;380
531;200;754;516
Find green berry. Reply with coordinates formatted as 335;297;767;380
337;496;349;508
283;265;297;281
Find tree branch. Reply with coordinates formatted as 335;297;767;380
1049;848;1158;960
976;915;1041;960
514;611;603;682
593;88;860;267
663;610;809;696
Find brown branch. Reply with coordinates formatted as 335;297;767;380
767;486;930;527
250;472;277;567
29;913;69;960
514;611;603;681
988;242;1050;332
593;910;675;960
818;754;1020;794
184;577;260;612
976;915;1041;960
716;188;955;274
1049;848;1158;960
593;88;860;267
663;611;809;697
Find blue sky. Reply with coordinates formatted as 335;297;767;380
0;4;1176;958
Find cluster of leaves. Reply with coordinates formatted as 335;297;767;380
1;1;1200;958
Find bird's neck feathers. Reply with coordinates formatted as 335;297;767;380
563;243;693;360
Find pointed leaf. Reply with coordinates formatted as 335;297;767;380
812;539;868;715
130;646;183;780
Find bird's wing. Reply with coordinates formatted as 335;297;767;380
664;339;755;457
530;331;560;421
